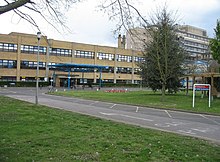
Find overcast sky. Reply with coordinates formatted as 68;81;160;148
0;0;220;47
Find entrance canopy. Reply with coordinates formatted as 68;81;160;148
48;63;109;70
47;63;109;89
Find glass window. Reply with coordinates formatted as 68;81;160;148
75;50;94;59
117;67;132;74
0;59;17;68
0;76;16;81
97;52;114;61
101;66;114;73
0;42;18;52
134;56;145;63
20;61;46;70
21;45;46;54
50;48;72;57
117;54;133;62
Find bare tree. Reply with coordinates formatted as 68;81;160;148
99;0;149;34
1;0;143;33
0;0;81;32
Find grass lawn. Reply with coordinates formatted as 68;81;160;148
52;90;220;115
0;96;220;161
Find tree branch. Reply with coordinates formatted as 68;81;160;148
0;0;33;15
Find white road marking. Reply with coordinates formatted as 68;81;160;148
136;107;139;112
199;114;220;125
99;112;153;122
89;101;99;106
165;122;186;126
178;130;196;135
155;123;170;127
191;128;209;133
110;104;117;109
165;110;172;118
155;121;187;128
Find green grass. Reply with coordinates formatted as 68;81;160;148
53;90;220;115
0;96;220;161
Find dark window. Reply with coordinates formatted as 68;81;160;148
0;76;16;81
117;67;132;74
0;60;17;68
134;56;145;63
50;48;72;57
20;61;46;70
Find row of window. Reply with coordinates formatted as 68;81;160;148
117;54;132;62
50;48;72;57
1;42;144;61
0;43;18;52
0;60;17;68
186;33;209;42
21;61;46;70
0;76;141;84
116;67;132;74
75;50;94;59
97;52;114;61
0;60;141;75
21;45;47;54
184;40;208;49
185;46;207;53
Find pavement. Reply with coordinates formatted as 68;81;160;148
1;87;220;144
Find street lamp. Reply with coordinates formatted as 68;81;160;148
35;32;41;104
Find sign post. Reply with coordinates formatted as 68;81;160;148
192;84;211;108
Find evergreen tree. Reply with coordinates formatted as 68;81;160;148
140;8;185;100
210;20;220;64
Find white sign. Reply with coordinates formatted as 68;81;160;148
192;84;211;108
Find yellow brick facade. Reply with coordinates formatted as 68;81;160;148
0;32;143;87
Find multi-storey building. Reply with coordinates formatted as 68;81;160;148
177;25;210;60
0;32;143;87
126;25;211;61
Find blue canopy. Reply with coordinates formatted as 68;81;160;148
48;63;108;70
47;63;108;89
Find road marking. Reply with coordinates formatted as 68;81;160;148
165;110;172;118
99;112;153;122
166;122;186;126
155;123;170;127
136;107;139;112
155;122;186;128
191;128;209;133
110;104;117;109
178;130;196;135
89;101;99;106
199;114;220;125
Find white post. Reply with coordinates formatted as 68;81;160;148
192;84;195;108
35;32;41;105
209;85;211;108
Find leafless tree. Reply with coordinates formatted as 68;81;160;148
0;0;82;32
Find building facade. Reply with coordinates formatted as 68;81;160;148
0;32;143;87
176;25;211;60
126;25;211;61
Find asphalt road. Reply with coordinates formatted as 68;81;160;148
1;87;220;144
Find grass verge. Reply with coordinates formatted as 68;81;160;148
52;90;220;115
0;96;220;161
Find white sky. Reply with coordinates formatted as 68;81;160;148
0;0;220;47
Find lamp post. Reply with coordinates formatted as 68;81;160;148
36;32;41;105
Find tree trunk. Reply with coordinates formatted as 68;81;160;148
161;83;166;101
